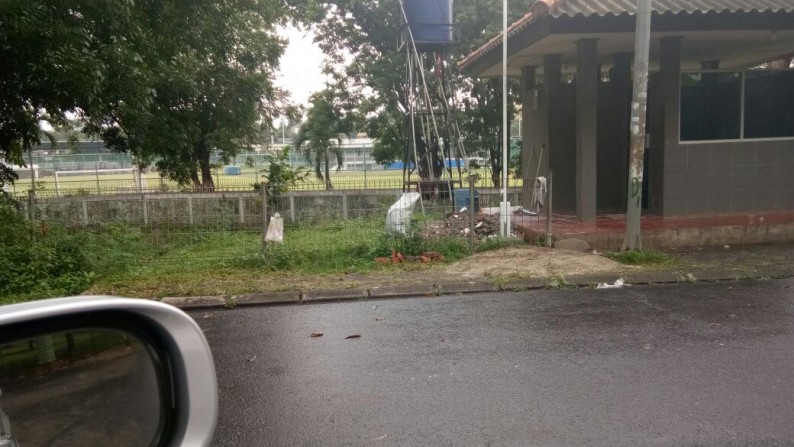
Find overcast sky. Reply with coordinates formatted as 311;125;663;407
275;26;328;106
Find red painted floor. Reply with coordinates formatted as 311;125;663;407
513;211;794;237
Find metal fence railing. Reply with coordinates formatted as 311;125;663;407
9;168;524;199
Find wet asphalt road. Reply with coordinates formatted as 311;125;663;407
195;279;794;446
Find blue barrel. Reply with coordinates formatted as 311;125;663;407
402;0;454;49
454;188;479;212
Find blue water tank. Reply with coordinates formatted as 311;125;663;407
402;0;454;50
454;188;479;212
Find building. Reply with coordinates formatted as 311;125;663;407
460;0;794;223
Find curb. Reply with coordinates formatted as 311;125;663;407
160;271;794;310
302;288;369;303
161;295;226;309
232;291;301;307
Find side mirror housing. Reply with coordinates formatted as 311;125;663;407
0;296;217;447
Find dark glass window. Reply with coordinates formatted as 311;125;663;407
744;71;794;138
680;73;742;141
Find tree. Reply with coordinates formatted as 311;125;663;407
2;0;299;191
308;0;534;186
294;87;357;190
247;147;310;208
85;0;292;191
0;0;143;188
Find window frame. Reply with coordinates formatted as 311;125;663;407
678;68;794;145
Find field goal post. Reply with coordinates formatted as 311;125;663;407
54;167;146;195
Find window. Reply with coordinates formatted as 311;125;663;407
680;70;794;142
680;73;741;141
744;71;794;139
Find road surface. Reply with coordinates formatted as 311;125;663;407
196;279;794;446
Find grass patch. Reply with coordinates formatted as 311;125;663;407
606;249;674;266
81;218;479;298
4;210;526;300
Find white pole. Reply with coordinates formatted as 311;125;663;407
500;0;511;237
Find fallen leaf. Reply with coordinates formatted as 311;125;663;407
311;332;324;337
345;334;361;339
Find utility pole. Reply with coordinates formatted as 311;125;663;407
500;0;511;237
623;0;652;250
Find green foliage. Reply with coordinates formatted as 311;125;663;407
295;87;358;190
310;0;535;184
0;197;94;302
252;147;310;206
0;0;141;188
607;249;673;266
86;0;293;191
2;0;296;192
546;274;576;289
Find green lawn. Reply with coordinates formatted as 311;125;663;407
72;218;474;298
15;168;522;197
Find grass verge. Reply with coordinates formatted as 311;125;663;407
606;249;675;267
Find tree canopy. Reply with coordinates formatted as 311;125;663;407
1;0;302;190
295;85;358;190
310;0;535;186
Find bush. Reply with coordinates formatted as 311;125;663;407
0;195;94;302
606;249;673;266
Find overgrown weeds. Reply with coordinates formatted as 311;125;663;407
606;249;674;267
3;211;523;300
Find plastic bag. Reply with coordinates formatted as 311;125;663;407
596;278;625;289
385;192;421;235
265;212;284;243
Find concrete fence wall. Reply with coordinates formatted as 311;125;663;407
30;187;522;228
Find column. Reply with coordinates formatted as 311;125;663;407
576;39;598;222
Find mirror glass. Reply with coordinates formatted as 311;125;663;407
0;328;164;447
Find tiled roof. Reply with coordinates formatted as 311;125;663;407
550;0;794;17
459;0;794;71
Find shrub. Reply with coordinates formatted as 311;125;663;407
0;195;93;302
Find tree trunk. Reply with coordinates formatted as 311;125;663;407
191;170;202;189
324;149;333;190
195;142;215;191
490;133;501;188
199;158;215;191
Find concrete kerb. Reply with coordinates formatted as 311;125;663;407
161;295;226;309
159;270;794;310
301;288;369;303
368;284;436;299
231;291;301;307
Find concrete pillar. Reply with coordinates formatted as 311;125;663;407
543;54;562;178
520;65;538;210
188;196;194;225
612;53;632;208
82;198;89;227
650;36;683;215
575;39;598;222
520;55;561;211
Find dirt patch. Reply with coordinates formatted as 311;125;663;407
444;246;632;280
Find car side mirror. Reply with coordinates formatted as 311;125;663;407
0;297;217;447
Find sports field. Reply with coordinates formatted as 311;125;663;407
14;166;522;197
